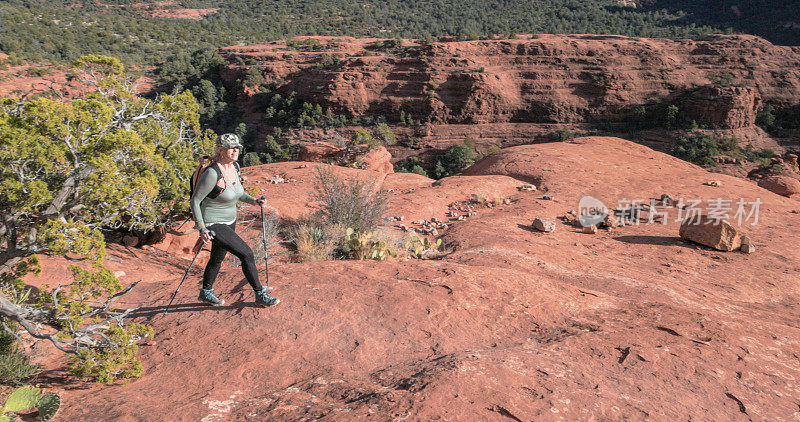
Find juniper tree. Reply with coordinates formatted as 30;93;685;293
0;55;214;383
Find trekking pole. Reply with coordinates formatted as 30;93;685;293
163;231;213;316
259;196;272;289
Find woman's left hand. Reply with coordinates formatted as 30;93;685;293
256;196;267;208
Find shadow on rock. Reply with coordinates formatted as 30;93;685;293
612;235;694;248
130;301;268;319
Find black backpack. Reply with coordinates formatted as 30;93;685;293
190;156;241;199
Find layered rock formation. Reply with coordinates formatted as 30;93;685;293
222;34;800;147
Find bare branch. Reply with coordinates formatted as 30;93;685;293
0;279;142;355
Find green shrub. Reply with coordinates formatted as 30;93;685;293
756;105;777;132
756;104;800;136
286;38;324;51
0;334;38;387
310;167;389;234
668;132;772;167
373;123;397;146
0;55;195;384
405;235;442;259
433;140;476;179
24;68;51;77
260;90;348;129
710;71;736;87
242;152;263;167
618;100;695;132
243;67;266;89
555;128;575;141
670;133;730;166
395;156;429;177
315;53;340;68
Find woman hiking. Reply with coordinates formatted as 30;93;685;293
190;133;280;307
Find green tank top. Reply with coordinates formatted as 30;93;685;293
190;165;256;229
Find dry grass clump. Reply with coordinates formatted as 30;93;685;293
288;220;346;262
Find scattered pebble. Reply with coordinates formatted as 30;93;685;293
740;235;755;254
532;218;556;233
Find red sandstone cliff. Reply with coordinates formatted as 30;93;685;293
222;34;800;140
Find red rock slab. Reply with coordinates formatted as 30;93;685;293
24;136;800;420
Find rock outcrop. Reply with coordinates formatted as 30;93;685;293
678;85;761;129
748;152;800;197
221;34;800;139
27;137;800;421
297;142;394;173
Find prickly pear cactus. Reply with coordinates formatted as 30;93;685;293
3;386;41;413
37;393;60;421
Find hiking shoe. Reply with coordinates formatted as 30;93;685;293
198;288;225;306
255;288;279;307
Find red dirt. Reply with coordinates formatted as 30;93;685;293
0;62;155;99
23;137;800;420
147;8;218;20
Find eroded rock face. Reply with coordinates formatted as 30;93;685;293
679;85;760;129
222;34;800;129
679;215;743;251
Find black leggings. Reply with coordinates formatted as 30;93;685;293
202;222;263;291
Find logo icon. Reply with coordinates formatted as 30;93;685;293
578;196;608;227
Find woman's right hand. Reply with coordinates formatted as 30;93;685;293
200;228;214;243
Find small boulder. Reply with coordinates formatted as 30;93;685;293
361;146;394;173
740;235;755;254
758;175;800;197
532;218;556;233
678;215;742;251
582;225;598;234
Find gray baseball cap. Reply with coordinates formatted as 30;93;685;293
216;133;243;149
